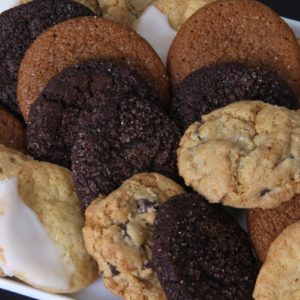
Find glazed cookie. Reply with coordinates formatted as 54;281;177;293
248;195;300;262
178;101;300;209
83;173;185;299
72;93;180;209
171;62;298;130
0;106;26;152
152;193;258;300
27;59;160;168
0;160;98;293
0;0;94;117
154;0;214;30
168;0;300;97
253;221;300;300
18;16;169;120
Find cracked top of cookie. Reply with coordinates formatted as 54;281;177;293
178;100;300;209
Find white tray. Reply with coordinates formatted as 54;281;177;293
0;1;299;298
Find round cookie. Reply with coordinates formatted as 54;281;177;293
0;160;98;293
0;0;94;118
0;106;26;153
152;193;258;300
71;92;180;209
168;0;300;97
171;62;299;131
248;195;300;262
178;101;300;209
27;59;160;168
83;173;185;300
253;221;300;300
18;16;169;121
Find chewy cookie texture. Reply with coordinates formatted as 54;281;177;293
178;101;300;209
83;173;185;300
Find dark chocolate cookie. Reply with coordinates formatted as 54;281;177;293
27;59;161;168
0;0;94;118
152;193;258;300
71;95;180;209
171;62;298;130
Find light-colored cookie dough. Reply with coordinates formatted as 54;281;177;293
253;220;300;300
0;160;98;293
83;173;185;300
178;101;300;209
154;0;215;30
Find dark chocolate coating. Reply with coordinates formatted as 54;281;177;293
27;59;161;168
0;0;94;118
71;96;180;209
171;62;299;130
152;193;258;300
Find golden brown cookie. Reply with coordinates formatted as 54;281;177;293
18;17;169;121
0;160;98;293
248;195;300;262
178;101;300;209
83;173;185;300
253;221;300;300
168;0;300;97
0;106;26;153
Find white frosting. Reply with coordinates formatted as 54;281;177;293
134;5;176;65
0;177;73;290
0;0;20;14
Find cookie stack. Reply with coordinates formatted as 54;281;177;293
0;0;299;299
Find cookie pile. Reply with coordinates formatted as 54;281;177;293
0;0;299;299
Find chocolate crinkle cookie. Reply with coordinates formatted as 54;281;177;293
171;62;298;130
152;193;258;300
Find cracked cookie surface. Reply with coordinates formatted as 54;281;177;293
178;101;300;209
83;173;185;300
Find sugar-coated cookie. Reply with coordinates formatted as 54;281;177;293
83;173;185;300
178;101;300;209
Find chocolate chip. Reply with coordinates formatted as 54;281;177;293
260;188;271;197
108;263;120;276
120;223;130;239
142;261;152;270
137;198;159;214
287;153;295;159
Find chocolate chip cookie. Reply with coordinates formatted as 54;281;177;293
152;193;258;300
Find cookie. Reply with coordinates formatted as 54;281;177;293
248;195;300;262
71;92;180;209
83;173;185;299
152;193;258;300
21;0;101;15
0;160;98;293
18;16;169;121
154;0;214;30
27;59;160;168
253;221;300;300
0;0;94;118
171;62;298;131
0;106;26;152
178;101;300;209
168;0;300;97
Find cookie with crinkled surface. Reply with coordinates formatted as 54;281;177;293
248;195;300;262
178;101;300;209
253;220;300;300
83;173;185;299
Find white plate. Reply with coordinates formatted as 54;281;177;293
0;1;299;298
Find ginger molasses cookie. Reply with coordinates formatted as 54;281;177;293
168;0;300;97
0;0;94;118
171;62;298;131
83;173;185;300
27;59;160;168
178;101;300;209
248;195;300;262
152;193;258;300
18;16;169;120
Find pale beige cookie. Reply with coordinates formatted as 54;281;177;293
154;0;215;30
83;173;185;300
0;161;98;293
178;101;300;209
253;220;300;300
